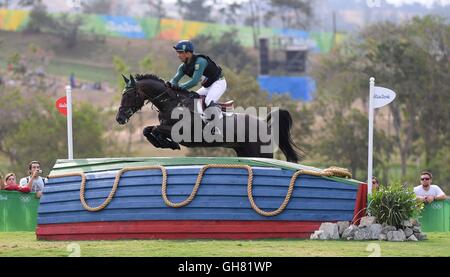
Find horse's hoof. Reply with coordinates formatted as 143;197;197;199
170;142;181;150
143;126;154;136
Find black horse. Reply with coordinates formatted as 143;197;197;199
116;74;304;163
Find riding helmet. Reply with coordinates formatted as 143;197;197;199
173;40;194;53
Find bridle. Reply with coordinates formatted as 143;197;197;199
120;87;144;118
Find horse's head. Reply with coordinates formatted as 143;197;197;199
116;74;145;125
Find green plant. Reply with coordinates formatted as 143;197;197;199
368;183;423;227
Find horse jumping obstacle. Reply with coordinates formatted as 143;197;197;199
36;157;367;240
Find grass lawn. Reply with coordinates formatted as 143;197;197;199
1;232;449;257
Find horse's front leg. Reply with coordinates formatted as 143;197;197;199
144;125;180;150
143;126;162;148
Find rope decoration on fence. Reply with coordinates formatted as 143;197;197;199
49;166;167;212
48;164;352;216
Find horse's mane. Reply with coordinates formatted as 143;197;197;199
135;74;164;83
135;73;198;97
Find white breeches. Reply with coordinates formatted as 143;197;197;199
196;78;227;106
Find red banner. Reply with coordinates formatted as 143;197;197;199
56;96;67;116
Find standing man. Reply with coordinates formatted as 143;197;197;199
168;40;226;133
20;161;46;199
414;171;447;203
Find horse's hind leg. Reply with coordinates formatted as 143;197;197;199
234;145;273;159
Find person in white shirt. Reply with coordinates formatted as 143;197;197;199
414;171;447;203
19;160;46;199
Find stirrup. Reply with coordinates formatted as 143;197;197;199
206;102;223;120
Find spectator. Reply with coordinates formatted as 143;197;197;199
19;161;46;198
4;173;31;193
372;176;380;193
414;171;447;203
70;72;77;88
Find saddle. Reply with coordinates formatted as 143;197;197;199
200;96;234;112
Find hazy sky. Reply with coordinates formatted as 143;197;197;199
164;0;449;6
385;0;450;7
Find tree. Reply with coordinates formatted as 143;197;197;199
0;90;32;166
142;0;166;35
143;0;166;18
218;2;242;25
315;109;368;179
311;16;449;185
176;0;214;22
23;2;58;34
2;97;112;175
55;14;84;48
23;4;83;48
82;0;112;14
191;31;257;74
268;0;315;29
358;17;449;178
244;0;265;49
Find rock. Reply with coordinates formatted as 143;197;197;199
416;233;428;241
359;216;377;227
369;224;382;240
319;223;340;240
404;227;414;238
381;225;396;234
337;221;350;236
310;230;324;240
412;226;421;233
347;237;353;241
386;231;394;241
402;219;413;228
342;225;359;239
378;234;387;241
354;227;371;240
411;219;420;227
387;230;406;242
407;235;418;241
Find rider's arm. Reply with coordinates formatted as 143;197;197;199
170;64;185;85
179;57;207;90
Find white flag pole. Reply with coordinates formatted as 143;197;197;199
65;85;74;160
367;77;375;195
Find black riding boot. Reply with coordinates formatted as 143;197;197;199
204;101;222;136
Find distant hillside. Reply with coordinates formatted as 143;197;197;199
314;0;450;32
0;30;177;85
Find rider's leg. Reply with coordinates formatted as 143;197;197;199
206;79;227;119
194;87;208;120
203;79;227;135
195;79;227;119
204;78;227;107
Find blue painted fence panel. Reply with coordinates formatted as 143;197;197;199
38;166;358;224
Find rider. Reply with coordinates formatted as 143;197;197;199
168;40;226;127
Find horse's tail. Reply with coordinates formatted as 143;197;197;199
267;109;304;163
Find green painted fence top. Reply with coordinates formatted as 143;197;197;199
49;157;362;186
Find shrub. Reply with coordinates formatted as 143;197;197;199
368;183;423;227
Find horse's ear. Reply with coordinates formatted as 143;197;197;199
130;74;136;87
122;74;130;84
